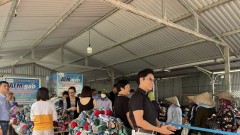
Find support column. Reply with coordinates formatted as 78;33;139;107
85;57;88;66
224;46;231;92
110;70;115;86
155;79;158;101
61;47;64;63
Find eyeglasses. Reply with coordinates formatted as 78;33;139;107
144;77;156;82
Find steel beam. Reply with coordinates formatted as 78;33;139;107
41;0;231;67
0;0;19;46
19;0;85;59
178;0;237;58
39;0;133;62
101;0;226;46
224;47;231;92
105;26;240;67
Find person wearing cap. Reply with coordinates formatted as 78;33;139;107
193;92;216;135
214;90;239;132
186;96;197;135
165;96;182;135
129;68;176;135
0;81;10;135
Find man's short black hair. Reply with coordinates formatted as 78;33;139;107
0;81;9;86
113;84;117;88
62;91;69;96
81;86;92;97
116;80;129;92
68;86;76;93
137;68;154;85
36;87;49;101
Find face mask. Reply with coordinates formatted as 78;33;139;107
101;94;106;98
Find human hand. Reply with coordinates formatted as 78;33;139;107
71;107;77;111
158;125;175;134
0;127;2;135
166;125;176;131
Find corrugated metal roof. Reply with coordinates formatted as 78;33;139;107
184;0;220;10
112;59;154;74
143;42;221;68
133;0;189;20
41;48;80;63
90;46;136;65
223;33;240;54
198;0;240;34
0;2;11;30
65;30;116;56
0;0;240;82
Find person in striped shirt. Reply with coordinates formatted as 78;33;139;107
30;87;57;135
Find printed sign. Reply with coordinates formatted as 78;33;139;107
5;78;40;103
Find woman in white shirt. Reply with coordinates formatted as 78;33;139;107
30;87;57;135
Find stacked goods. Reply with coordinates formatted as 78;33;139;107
69;110;128;135
9;105;33;135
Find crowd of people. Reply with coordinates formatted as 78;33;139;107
1;68;240;135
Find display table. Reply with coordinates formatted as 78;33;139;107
9;124;69;135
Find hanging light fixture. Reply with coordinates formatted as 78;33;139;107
87;29;92;54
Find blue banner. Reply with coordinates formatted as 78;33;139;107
5;78;40;103
56;73;83;96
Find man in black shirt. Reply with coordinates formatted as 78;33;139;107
114;80;133;131
108;84;118;106
129;68;176;134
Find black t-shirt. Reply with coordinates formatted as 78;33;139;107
129;88;158;128
114;95;131;128
108;91;117;105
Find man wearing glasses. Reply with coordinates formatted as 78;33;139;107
129;68;176;135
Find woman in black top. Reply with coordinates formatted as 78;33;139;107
77;86;96;114
64;86;79;119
